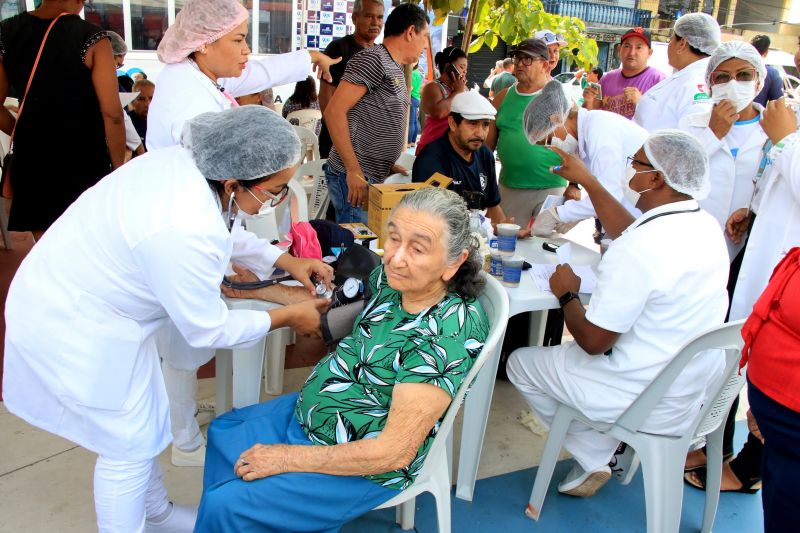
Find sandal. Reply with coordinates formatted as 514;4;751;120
683;466;762;494
684;449;734;473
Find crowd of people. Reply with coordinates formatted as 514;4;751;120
0;0;798;531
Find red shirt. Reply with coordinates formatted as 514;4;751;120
741;247;800;412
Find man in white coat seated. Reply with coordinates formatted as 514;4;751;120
523;80;648;238
507;130;729;497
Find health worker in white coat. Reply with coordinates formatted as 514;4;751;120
680;41;770;261
727;99;800;321
633;13;721;132
147;0;340;150
145;0;340;468
523;80;648;238
508;130;729;502
2;106;332;533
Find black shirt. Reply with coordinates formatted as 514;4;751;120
319;34;366;158
127;109;147;147
412;132;501;209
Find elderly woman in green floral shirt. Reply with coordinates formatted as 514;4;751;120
196;187;490;532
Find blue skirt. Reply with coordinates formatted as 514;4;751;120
195;393;396;532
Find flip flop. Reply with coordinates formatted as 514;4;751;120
683;466;762;494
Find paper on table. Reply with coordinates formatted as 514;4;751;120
538;194;565;215
555;241;572;264
528;263;598;294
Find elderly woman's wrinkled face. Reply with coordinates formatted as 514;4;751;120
383;207;463;298
200;20;251;79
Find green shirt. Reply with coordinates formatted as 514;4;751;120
496;86;566;190
491;71;516;95
411;69;423;100
294;266;489;490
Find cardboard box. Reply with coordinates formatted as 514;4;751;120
367;173;452;244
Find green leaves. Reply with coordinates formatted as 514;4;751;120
427;0;598;69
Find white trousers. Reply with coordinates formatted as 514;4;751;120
507;344;620;472
161;361;205;452
94;456;169;533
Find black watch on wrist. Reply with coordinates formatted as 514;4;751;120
558;291;579;308
569;182;582;190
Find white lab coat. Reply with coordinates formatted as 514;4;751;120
633;59;711;132
556;108;647;223
2;146;283;461
679;104;770;261
147;50;312;150
729;133;800;320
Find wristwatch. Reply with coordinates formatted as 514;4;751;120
569;182;582;190
558;291;580;308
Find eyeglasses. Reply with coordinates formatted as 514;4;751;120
250;183;289;208
709;68;757;85
512;54;542;66
627;155;654;169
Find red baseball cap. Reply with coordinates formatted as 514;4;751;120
621;27;651;47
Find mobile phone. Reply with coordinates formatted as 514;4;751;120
588;82;602;99
445;64;460;81
542;241;562;253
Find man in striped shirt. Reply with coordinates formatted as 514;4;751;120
324;3;429;223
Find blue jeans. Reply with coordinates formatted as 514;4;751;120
324;165;368;224
408;97;420;143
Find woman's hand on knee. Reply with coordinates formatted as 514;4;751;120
235;444;290;481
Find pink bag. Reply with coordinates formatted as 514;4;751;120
286;192;323;260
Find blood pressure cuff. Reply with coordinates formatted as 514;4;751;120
320;245;381;346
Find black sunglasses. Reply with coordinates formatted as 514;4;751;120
627;155;654;169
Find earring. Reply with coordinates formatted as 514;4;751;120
199;45;207;54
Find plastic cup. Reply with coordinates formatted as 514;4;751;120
502;255;524;287
496;223;520;255
489;250;504;278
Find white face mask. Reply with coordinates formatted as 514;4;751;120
711;80;757;112
551;132;579;155
622;166;654;206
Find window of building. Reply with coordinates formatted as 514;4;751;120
85;0;125;37
130;0;168;50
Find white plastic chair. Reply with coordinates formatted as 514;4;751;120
525;320;746;533
287;109;322;132
292;124;320;164
292;158;328;220
395;151;415;170
371;274;510;533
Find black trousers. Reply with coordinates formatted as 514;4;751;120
748;380;800;533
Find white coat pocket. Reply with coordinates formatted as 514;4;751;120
66;293;144;410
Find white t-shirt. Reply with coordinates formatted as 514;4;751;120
725;115;761;158
563;200;729;434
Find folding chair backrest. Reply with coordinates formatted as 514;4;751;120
614;320;745;435
415;274;509;480
293;158;328;220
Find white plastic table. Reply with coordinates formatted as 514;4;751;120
455;235;601;501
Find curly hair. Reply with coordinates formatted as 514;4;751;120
394;188;485;300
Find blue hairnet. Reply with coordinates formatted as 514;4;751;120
181;106;302;182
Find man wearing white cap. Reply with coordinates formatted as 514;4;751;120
534;29;568;75
412;91;511;224
508;130;729;504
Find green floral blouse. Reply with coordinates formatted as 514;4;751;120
294;266;489;490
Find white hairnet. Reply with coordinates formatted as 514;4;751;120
181;106;302;182
673;13;721;56
523;80;572;143
157;0;249;64
705;41;767;94
107;31;128;56
643;130;710;200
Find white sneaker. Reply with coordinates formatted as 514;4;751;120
557;463;611;497
145;503;197;533
609;442;640;485
171;443;206;467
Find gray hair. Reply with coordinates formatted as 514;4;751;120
106;31;128;57
353;0;383;14
394;187;485;299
